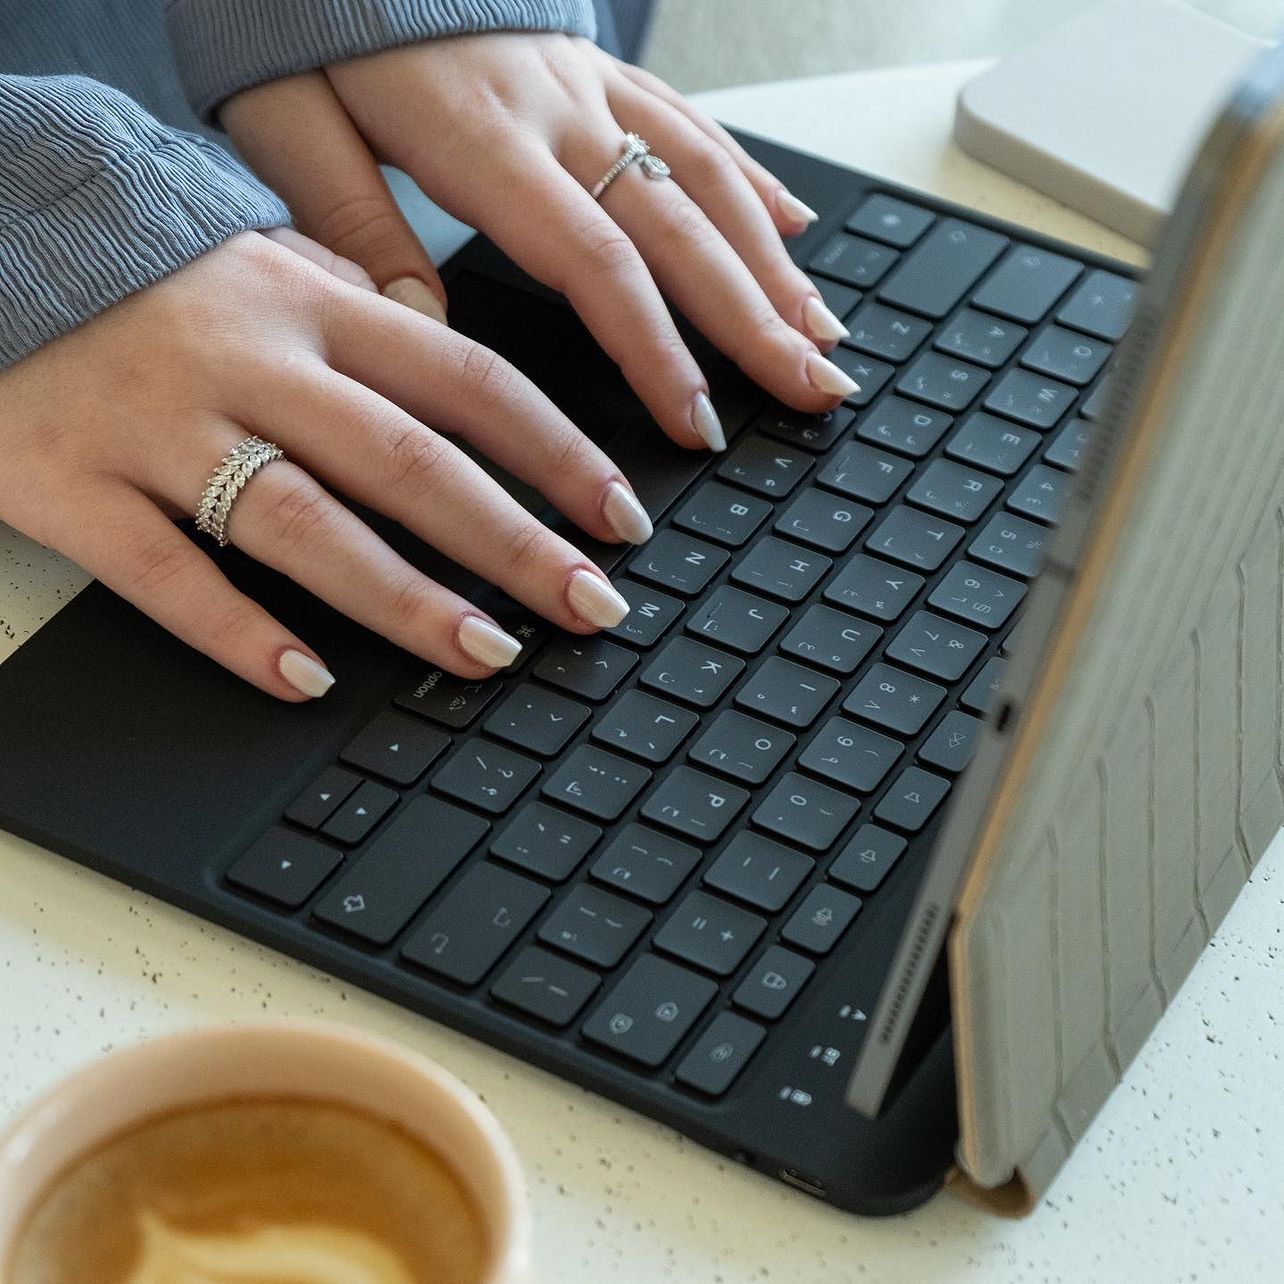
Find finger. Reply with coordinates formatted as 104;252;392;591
62;481;335;702
606;83;848;349
221;72;449;322
259;226;377;293
610;57;820;236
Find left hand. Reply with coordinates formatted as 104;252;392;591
221;33;856;454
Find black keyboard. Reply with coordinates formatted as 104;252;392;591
224;190;1133;1105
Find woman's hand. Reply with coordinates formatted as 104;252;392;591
221;34;858;453
0;230;650;700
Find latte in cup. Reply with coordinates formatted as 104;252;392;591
6;1095;489;1284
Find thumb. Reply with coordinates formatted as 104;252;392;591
221;71;448;324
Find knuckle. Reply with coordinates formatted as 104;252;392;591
574;221;643;285
263;477;338;554
311;194;407;264
665;196;719;250
385;570;437;635
384;423;457;497
687;138;738;188
125;531;192;598
500;517;555;578
457;342;516;402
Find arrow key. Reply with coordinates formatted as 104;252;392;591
341;711;450;785
321;780;398;845
227;827;342;908
284;765;361;830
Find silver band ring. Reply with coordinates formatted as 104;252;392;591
194;435;285;548
591;131;672;200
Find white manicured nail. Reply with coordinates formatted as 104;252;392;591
458;615;523;668
278;649;335;698
603;480;653;544
803;295;850;343
778;189;820;226
567;569;630;628
806;350;860;398
690;392;726;452
382;276;448;325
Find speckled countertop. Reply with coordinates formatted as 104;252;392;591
2;60;1282;1284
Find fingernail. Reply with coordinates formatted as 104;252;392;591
457;614;523;668
567;568;630;628
778;188;820;227
278;649;335;698
382;276;448;325
690;392;726;452
806;350;860;398
803;295;850;344
602;480;653;544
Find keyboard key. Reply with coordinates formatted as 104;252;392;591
823;554;923;623
856;396;952;458
800;717;903;792
874;766;952;832
961;656;1007;714
591;824;700;904
592;690;698;764
735;656;839;729
1044;417;1092;472
313;796;489;945
755;404;854;453
782;884;862;954
629;530;729;596
320;780;399;845
654;890;765;975
907;459;1002;523
828;348;895;406
774;488;871;554
865;505;964;571
687;710;795;785
808;231;899;288
685;587;788;655
1021;324;1111;386
340;712;449;786
433;740;540;816
533;636;637;702
641;766;749;843
703;832;813;912
919;711;983;774
847;193;935;247
844;301;932;362
285;766;360;830
1080;376;1113;420
490;946;600;1027
811;274;862;321
731;536;832;603
542;745;651;821
780;604;881;675
945;412;1040;476
1007;463;1069;524
672;481;771;547
887;610;986;681
483;683;591;756
972;244;1083;323
828;824;908;894
844;663;945;735
395;670;500;729
983;369;1077;429
716;436;811;499
1056;269;1137;340
675;1011;765;1096
640;636;745;708
401;863;549;985
539;883;651;967
227;828;342;907
582;954;717;1068
817;441;913;504
753;772;858;851
935;307;1027;368
969;512;1051;578
929;561;1026;630
605;579;684;648
491;801;601;882
897;351;990;412
879;218;1008;318
733;946;815;1020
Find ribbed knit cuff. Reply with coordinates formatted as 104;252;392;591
166;0;599;122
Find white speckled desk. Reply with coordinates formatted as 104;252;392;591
2;60;1282;1284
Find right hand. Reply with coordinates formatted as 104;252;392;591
0;229;651;701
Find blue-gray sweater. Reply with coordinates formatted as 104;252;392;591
0;0;602;369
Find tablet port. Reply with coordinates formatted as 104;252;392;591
779;1168;827;1198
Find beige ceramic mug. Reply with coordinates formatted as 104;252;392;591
0;1019;532;1283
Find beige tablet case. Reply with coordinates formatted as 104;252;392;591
938;45;1284;1213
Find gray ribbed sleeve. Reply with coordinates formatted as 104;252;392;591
0;74;289;370
166;0;599;122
